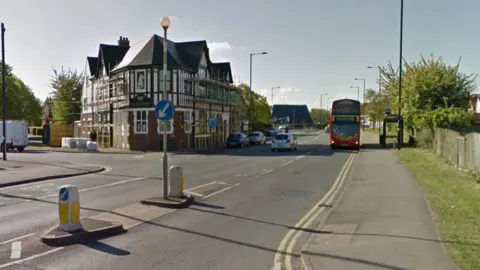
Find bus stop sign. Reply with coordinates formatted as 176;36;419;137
385;106;391;115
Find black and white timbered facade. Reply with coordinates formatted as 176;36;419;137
80;35;243;151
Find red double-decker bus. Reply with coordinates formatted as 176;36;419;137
329;99;361;150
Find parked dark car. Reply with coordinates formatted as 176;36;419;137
226;133;249;148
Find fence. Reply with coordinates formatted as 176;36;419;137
434;128;480;171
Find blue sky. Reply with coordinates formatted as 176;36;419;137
0;0;479;110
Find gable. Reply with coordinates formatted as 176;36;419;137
200;52;207;66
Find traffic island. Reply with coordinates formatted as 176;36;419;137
41;217;125;246
141;194;194;209
141;166;195;209
41;185;125;247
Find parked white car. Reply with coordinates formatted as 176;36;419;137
271;133;298;152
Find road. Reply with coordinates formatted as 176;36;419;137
0;131;353;270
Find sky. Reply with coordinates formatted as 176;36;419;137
0;0;479;111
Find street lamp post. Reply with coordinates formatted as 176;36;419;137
350;86;360;100
320;93;328;110
327;96;334;111
368;65;383;132
398;0;404;149
161;16;171;199
1;23;6;161
271;86;280;105
249;52;267;130
354;78;366;131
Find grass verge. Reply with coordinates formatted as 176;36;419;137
395;148;480;270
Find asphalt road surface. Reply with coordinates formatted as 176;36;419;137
0;131;353;270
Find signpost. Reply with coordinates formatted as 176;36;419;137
207;118;217;128
155;99;175;198
385;105;391;115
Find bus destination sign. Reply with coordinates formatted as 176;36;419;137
332;100;360;115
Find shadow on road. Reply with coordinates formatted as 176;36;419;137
1;192;477;257
82;240;131;256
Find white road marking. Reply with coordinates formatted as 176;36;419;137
10;241;21;259
259;169;273;176
0;233;35;245
32;177;148;200
203;183;240;199
0;247;64;268
281;160;293;166
295;155;305;160
283;153;356;270
234;174;242;177
185;191;204;197
215;181;228;185
184;181;218;191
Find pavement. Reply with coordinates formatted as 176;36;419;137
0;160;105;188
0;130;357;270
300;133;459;270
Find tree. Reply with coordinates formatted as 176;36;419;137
49;67;84;124
237;83;272;129
310;108;330;126
0;61;43;125
377;54;477;141
381;55;476;129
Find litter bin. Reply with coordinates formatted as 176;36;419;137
379;134;386;146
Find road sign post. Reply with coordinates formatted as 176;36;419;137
155;99;175;199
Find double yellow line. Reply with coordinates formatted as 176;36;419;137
274;152;357;270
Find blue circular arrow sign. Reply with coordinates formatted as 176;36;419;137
59;187;69;201
155;100;175;121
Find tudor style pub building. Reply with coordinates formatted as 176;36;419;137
80;35;243;151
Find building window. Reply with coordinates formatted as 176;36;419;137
157;120;174;134
184;110;193;133
134;110;148;134
159;70;172;92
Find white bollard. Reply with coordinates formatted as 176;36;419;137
169;166;184;198
58;185;82;232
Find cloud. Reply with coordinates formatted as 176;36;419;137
279;88;301;93
207;41;234;63
208;41;233;53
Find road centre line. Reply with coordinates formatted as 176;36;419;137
273;152;356;268
259;169;274;176
285;153;356;270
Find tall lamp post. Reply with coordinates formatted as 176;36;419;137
368;65;383;132
320;93;328;110
398;0;404;149
1;23;6;161
271;86;280;105
249;52;267;130
161;16;171;199
354;78;366;131
350;86;360;100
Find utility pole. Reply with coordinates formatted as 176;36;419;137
1;23;6;161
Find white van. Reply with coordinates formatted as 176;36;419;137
0;121;29;152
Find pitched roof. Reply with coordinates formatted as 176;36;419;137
97;44;130;75
272;105;313;123
113;36;203;72
87;57;98;77
210;62;233;83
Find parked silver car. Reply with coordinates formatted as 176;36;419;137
248;131;267;144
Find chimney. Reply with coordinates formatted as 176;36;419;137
118;36;130;47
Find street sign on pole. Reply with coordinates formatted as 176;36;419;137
385;105;391;115
207;118;217;128
155;100;175;121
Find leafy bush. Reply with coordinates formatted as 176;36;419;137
416;129;434;148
